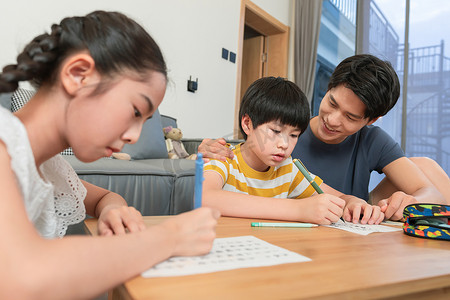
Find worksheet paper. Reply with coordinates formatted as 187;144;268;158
381;220;404;226
141;236;311;278
324;219;402;235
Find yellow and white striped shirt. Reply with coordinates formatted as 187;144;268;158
204;143;323;199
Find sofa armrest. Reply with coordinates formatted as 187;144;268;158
182;138;244;155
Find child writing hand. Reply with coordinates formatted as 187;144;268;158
0;11;219;299
202;77;383;225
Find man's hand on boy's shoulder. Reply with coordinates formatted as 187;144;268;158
198;138;234;162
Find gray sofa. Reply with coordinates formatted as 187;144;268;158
64;147;199;216
1;90;242;219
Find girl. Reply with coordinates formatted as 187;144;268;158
0;11;219;299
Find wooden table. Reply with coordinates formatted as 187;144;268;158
85;216;450;300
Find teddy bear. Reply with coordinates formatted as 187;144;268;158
163;126;197;160
111;152;131;160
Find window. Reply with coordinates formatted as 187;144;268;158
361;0;406;188
312;0;357;115
313;0;450;185
405;0;450;174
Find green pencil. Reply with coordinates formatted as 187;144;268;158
293;159;323;194
293;158;345;223
251;222;318;228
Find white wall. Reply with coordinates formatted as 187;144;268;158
0;0;291;138
252;0;292;26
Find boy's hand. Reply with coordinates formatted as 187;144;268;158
198;138;234;162
97;205;146;236
378;191;418;221
300;194;345;225
343;198;384;224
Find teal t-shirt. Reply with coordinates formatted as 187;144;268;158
291;124;405;201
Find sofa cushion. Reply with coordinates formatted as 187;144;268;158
121;109;168;159
161;114;178;129
0;93;12;110
65;156;179;175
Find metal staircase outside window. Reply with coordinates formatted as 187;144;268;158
398;41;450;171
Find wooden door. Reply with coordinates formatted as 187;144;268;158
234;0;290;138
240;36;265;103
265;33;288;77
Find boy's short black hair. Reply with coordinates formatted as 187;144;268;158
328;54;400;120
238;76;310;140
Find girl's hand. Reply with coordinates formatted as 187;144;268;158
97;205;146;236
162;207;221;256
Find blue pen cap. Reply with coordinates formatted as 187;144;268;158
196;153;203;165
193;153;204;209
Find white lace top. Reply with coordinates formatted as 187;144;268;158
0;107;86;238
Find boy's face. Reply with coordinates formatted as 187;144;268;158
241;116;301;172
313;84;378;144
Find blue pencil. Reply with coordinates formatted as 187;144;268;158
193;153;204;209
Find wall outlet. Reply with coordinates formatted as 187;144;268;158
187;77;198;93
229;52;236;63
222;48;229;60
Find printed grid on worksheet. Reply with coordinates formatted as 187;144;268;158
324;220;402;235
142;236;311;278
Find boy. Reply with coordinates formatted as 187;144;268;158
203;77;384;225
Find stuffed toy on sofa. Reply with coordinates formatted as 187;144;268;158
163;126;197;160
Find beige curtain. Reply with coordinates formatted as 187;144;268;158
294;0;323;104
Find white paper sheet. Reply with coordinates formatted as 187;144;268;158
381;220;404;226
141;235;311;278
323;219;402;235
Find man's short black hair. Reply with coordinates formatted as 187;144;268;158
239;76;310;140
328;54;400;120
